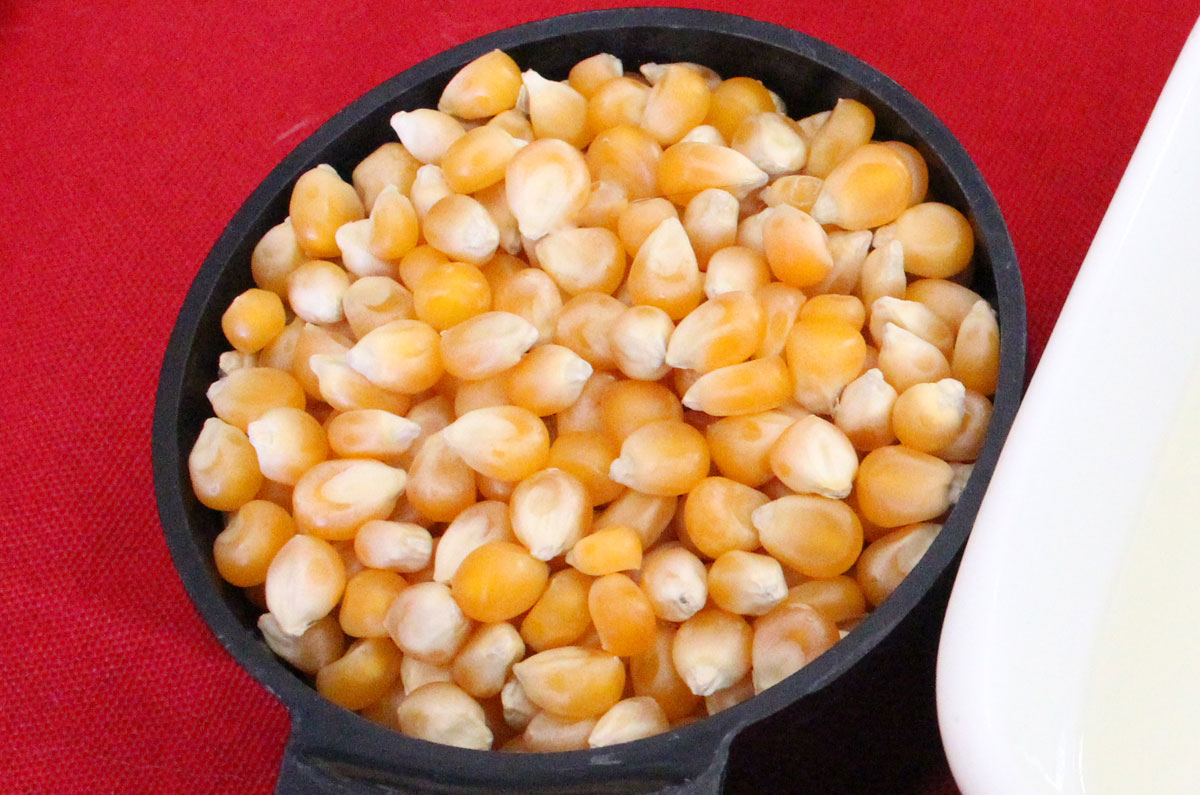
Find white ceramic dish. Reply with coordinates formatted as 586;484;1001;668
936;16;1200;795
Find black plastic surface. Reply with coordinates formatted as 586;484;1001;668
152;7;1026;794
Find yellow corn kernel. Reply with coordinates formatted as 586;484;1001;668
935;390;992;462
405;428;476;520
657;142;768;205
384;581;472;665
341;276;413;338
639;64;711;146
439;311;538;381
354;520;433;574
477;184;523;256
874;202;973;279
398;681;493;750
892;379;967;453
522;69;589;149
760;174;823;212
452;622;526;699
520;568;593;652
547;432;622;506
704;246;771;299
904;278;984;332
704;675;754;716
213;500;295;588
284;259;348;325
856;522;942;606
760;205;831;289
608;420;709;496
672;607;753;696
629;624;703;723
586;124;662;201
258;613;345;675
250;218;306;298
586;76;651;137
536;226;626;296
626;217;704;320
575;179;629;232
441;405;550;482
666;291;764;373
566;525;642;576
353;141;420;211
810;142;912;230
598;379;683;444
409;164;454;220
189;417;263;512
326;409;419;463
607;305;674;381
396;244;449;292
334;216;392;280
501;675;538;732
784;576;868;626
807;229;870;296
640;61;720;90
881;141;929;206
501;345;591;417
639;543;708;623
245;406;328;485
557;370;618;435
868;296;956;358
681;356;791;416
588;573;657;657
709;550;787;616
704;76;776;141
617;197;679;258
510;468;592;561
833;368;898;451
521;711;596;752
505;138;591;240
594;489;677;548
222;288;286;354
588;697;669;748
291;459;406;541
309;354;411;415
751;495;863;578
736;207;769;256
512;646;626;719
316;637;403;711
877;322;953;393
705;411;795;488
492;267;562;345
339;569;408;638
346;318;443;393
768;415;858;499
785;318;867;414
390;109;467;165
440;126;523;195
855;445;954;528
860;241;906;313
753;281;806;359
751;601;839;693
554;291;626;370
569;53;623;98
265;534;346;636
731;112;807;176
805;98;875;179
952;300;1000;396
798;294;864;330
289;165;366;258
421;195;499;267
438;49;521;119
681;476;768;559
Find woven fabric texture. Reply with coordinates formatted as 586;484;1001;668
1;1;1197;792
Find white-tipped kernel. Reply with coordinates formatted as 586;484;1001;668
731;112;808;176
318;459;407;506
608;305;674;381
335;218;393;278
400;656;453;695
877;322;952;393
859;240;906;310
286;260;350;324
257;613;345;675
641;545;708;622
354;520;433;573
409;164;453;220
384;581;472;665
768;415;858;499
439;311;540;381
869;296;956;356
833;368;898;451
265;535;347;637
423;194;500;265
397;681;493;750
588;697;669;747
434;501;514;583
505;138;591;240
672;610;752;697
390;109;466;165
522;69;588;147
452;622;527;699
501;676;537;731
709;551;788;616
509;469;590;561
679;124;727;147
218;350;257;376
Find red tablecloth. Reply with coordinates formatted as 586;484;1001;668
2;1;1197;792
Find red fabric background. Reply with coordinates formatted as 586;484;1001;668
1;1;1197;792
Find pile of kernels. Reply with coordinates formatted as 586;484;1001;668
190;48;1000;752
